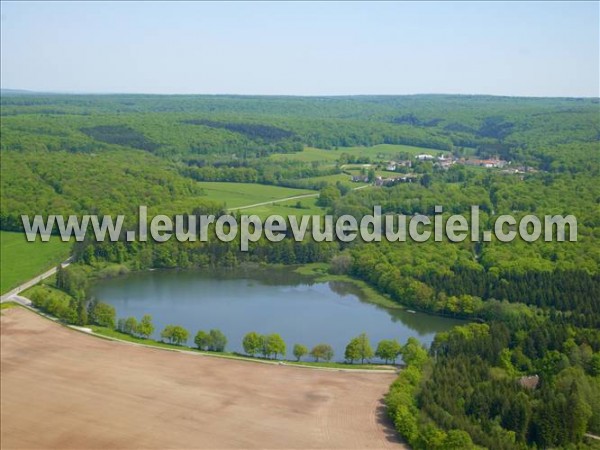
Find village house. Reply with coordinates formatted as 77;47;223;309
435;154;456;169
416;154;435;161
374;175;418;186
462;157;508;168
518;375;540;390
386;160;412;171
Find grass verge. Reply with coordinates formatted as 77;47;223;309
0;301;20;311
90;325;396;371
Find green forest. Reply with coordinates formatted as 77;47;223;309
1;93;599;449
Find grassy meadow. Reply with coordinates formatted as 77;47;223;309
0;231;71;294
195;182;317;209
240;196;324;218
269;144;449;164
302;173;369;187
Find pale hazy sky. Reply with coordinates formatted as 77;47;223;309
1;1;598;97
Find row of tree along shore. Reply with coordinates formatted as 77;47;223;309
26;282;412;366
115;313;412;364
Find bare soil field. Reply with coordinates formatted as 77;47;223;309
1;308;403;449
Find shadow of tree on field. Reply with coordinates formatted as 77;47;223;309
376;397;406;445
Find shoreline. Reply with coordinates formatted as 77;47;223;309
2;302;398;374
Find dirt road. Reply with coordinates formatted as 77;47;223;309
1;308;403;449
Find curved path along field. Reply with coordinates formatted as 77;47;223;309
227;184;371;212
1;308;404;449
0;258;72;303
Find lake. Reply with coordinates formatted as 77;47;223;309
92;266;463;361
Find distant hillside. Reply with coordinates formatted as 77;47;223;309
1;88;39;96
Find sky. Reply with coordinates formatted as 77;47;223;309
1;1;598;97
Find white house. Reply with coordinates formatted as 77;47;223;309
416;154;434;161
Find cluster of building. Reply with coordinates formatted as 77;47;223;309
352;174;418;186
349;152;530;186
500;165;537;174
410;153;510;169
415;153;510;169
461;157;508;168
386;160;412;171
373;175;418;186
350;173;418;185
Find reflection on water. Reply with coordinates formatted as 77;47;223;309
92;266;464;360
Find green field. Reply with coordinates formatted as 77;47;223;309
0;231;72;294
241;196;324;218
302;173;369;187
270;144;449;164
195;182;317;209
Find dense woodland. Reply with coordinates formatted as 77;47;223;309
1;93;599;449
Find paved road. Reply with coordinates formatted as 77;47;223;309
0;257;72;303
227;184;371;212
228;193;319;212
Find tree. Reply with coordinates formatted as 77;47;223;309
590;353;600;376
443;430;474;449
75;297;88;326
194;330;211;350
209;329;227;352
124;316;138;336
345;337;361;363
316;185;341;207
265;333;286;359
137;314;154;339
329;253;352;275
91;302;116;329
56;264;65;289
161;325;188;345
393;404;418;444
55;265;88;299
161;325;175;343
565;381;592;443
293;344;308;361
375;339;402;364
243;331;262;356
171;326;189;346
420;425;448;450
401;337;428;368
367;168;376;183
259;334;270;358
345;333;374;364
310;344;334;362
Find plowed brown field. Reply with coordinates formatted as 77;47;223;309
1;308;404;449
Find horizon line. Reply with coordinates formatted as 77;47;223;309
1;88;598;100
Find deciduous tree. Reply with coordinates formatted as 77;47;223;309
243;331;262;356
310;343;334;362
375;339;402;364
137;314;154;339
293;344;308;361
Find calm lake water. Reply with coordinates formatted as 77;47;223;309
92;267;463;361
